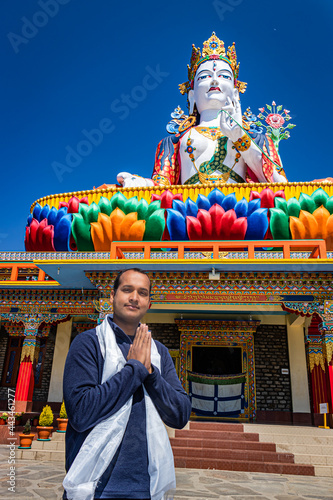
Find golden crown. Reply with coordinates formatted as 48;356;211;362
179;33;247;96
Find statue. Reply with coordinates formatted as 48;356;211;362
118;33;288;188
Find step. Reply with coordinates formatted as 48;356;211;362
189;422;244;432
17;448;65;462
243;423;333;477
276;442;333;458
314;465;333;477
244;423;333;436
30;439;65;451
255;432;333;446
173;457;315;476
292;453;333;466
170;437;276;452
49;431;66;441
174;429;260;442
172;445;294;463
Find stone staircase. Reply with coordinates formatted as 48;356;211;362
18;421;333;477
17;429;65;462
243;423;333;477
170;422;315;476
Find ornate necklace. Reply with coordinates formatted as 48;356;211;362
195;126;223;141
185;128;242;184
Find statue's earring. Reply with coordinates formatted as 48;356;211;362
188;90;195;115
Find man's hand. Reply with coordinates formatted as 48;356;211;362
127;324;152;373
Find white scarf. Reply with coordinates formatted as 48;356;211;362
63;316;176;500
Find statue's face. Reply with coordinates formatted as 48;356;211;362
190;59;238;114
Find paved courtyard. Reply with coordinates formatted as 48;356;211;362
0;446;333;500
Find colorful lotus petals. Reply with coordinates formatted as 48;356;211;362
250;187;285;208
25;186;333;251
246;208;269;240
270;209;290;240
152;190;182;209
91;213;113;251
167;209;187;240
207;188;225;206
186;216;202;240
25;218;55;251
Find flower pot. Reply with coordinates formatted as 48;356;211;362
0;418;7;425
36;426;53;441
18;433;35;449
15;418;22;426
56;418;68;432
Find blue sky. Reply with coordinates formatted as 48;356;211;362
1;0;333;250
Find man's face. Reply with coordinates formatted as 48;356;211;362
111;270;151;326
191;59;236;114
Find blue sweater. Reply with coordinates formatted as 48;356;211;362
63;317;191;499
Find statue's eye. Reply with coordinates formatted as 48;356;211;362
198;75;209;80
218;74;231;80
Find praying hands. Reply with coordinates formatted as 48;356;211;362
127;324;152;373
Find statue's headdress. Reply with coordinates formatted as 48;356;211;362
179;33;247;96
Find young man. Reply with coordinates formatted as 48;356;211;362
62;268;191;500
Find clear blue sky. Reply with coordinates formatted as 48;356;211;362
1;0;332;250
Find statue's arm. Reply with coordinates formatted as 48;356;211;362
152;136;180;186
242;133;288;183
220;101;287;183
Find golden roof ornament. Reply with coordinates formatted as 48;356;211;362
179;32;247;96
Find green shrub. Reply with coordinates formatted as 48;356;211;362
23;419;32;435
39;405;54;427
59;401;67;419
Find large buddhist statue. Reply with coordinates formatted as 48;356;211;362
117;33;287;188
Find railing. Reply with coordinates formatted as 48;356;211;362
0;263;47;282
110;240;327;260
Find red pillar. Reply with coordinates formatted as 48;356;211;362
318;323;333;425
15;335;39;412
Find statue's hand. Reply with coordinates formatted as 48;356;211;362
117;172;154;188
219;97;244;143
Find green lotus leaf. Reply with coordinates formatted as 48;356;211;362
299;193;316;214
269;208;290;240
87;202;100;223
325;197;333;215
143;209;165;241
78;203;90;223
311;188;329;208
110;192;127;213
146;200;161;219
98;196;112;216
287;197;301;217
274;197;288;214
72;213;94;251
136;198;149;220
124;196;139;215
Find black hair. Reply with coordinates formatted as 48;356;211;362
113;268;151;295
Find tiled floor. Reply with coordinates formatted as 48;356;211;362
1;446;333;499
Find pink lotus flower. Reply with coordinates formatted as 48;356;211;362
284;109;290;114
265;113;285;129
272;101;276;106
258;107;265;113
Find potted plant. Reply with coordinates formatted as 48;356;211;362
15;412;24;426
0;412;8;425
32;414;39;427
18;419;35;449
36;405;54;441
56;401;68;432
